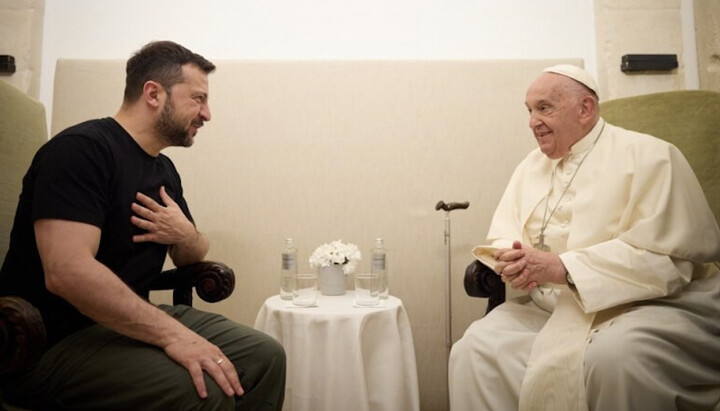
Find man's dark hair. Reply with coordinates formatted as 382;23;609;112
123;40;216;103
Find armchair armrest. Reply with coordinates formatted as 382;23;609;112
464;260;505;314
149;261;235;306
0;296;47;375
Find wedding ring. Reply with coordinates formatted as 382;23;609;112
216;358;225;365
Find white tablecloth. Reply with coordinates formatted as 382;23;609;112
254;293;420;411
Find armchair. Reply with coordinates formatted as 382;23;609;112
464;90;720;312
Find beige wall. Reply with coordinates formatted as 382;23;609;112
594;0;720;100
594;0;686;100
0;0;44;97
694;0;720;90
5;1;717;113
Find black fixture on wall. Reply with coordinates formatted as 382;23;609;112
621;54;678;72
0;55;16;74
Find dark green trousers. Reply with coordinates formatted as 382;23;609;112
4;305;286;411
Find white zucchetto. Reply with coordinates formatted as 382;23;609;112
542;64;599;96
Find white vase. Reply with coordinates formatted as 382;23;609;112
319;264;346;295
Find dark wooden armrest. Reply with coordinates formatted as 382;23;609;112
0;296;47;375
464;260;506;314
149;261;235;306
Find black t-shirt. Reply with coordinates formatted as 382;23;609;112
0;117;193;346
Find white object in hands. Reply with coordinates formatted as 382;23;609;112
471;245;501;273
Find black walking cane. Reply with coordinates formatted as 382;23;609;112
435;200;470;361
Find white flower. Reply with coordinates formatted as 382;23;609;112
309;239;362;275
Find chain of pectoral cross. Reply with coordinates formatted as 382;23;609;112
533;121;606;252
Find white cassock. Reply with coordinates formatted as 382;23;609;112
449;119;720;411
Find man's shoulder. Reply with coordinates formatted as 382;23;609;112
46;118;130;156
53;117;118;141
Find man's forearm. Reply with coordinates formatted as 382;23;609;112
169;230;209;266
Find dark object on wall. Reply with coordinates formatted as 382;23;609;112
621;54;678;72
0;55;15;74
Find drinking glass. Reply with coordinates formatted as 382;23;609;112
354;273;380;306
292;273;318;306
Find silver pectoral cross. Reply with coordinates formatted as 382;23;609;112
533;233;551;252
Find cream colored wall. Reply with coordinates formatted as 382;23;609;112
2;0;715;122
694;0;720;90
51;58;578;411
593;0;720;100
37;0;598;131
594;0;686;100
0;0;44;97
13;0;711;122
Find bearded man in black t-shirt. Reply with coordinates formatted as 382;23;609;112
0;40;285;410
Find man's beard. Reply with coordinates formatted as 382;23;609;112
155;98;196;148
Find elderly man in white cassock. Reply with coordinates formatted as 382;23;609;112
448;65;720;411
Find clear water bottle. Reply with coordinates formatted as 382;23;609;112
371;238;388;299
280;238;298;300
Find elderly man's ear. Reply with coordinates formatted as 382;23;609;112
579;95;598;122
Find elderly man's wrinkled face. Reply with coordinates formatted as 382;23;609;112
524;73;587;159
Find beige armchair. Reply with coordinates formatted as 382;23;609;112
0;80;236;409
465;90;720;312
